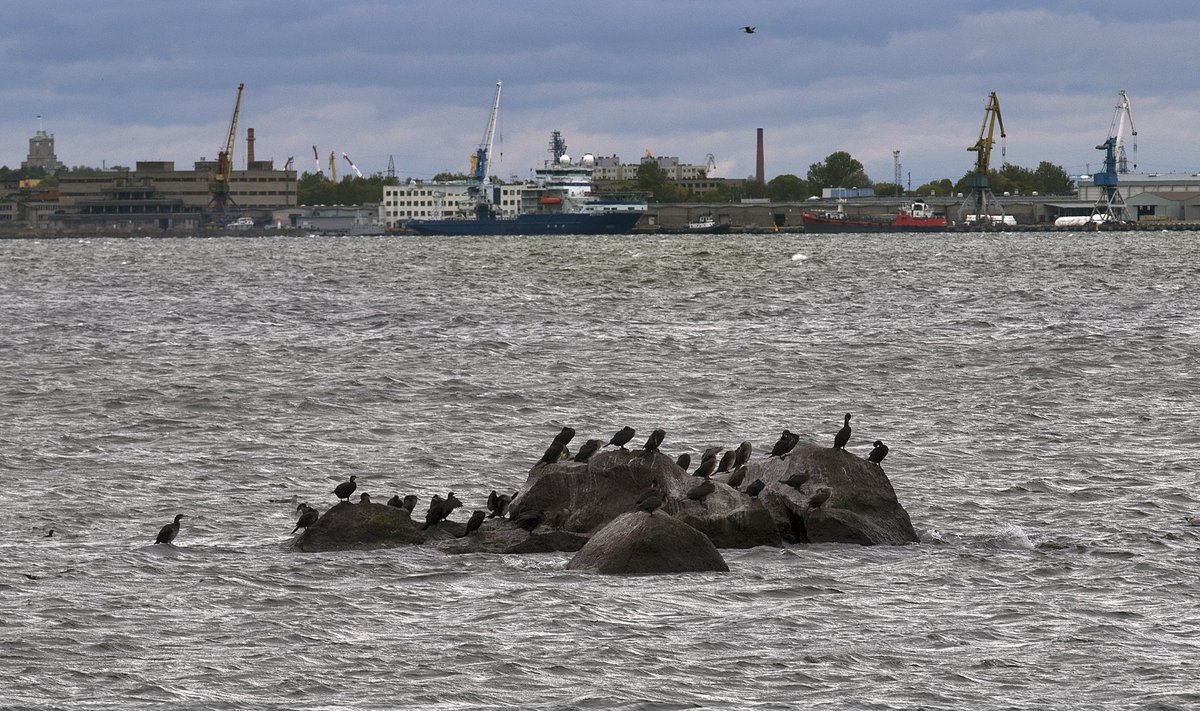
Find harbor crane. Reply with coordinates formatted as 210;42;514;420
468;81;502;219
957;91;1006;224
342;152;364;179
208;82;244;215
1091;90;1137;223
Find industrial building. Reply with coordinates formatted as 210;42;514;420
380;182;524;228
1077;173;1200;222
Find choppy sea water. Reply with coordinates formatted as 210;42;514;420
2;231;1199;710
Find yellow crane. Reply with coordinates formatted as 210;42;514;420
209;83;244;215
958;91;1007;224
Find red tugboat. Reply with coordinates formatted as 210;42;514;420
801;200;948;233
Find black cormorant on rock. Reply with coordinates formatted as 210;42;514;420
685;478;716;502
635;483;665;515
514;510;543;532
745;479;765;497
402;494;419;512
443;492;463;519
539;442;566;464
573;439;603;462
716;450;737;473
422;494;446;530
459;510;486;537
333;475;358;503
155;514;184;545
487;490;512;518
769;430;798;458
693;453;718;479
732;441;752;469
868;440;889;465
833;413;852;450
293;504;318;534
358;492;371;504
552;426;576;447
779;471;811;490
641;428;666;454
702;445;723;461
808;487;833;509
606;426;636;449
725;467;746;489
675;453;691;472
386;495;403;508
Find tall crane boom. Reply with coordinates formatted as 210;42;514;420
1091;90;1136;223
208;82;245;215
473;81;502;185
968;91;1005;175
1108;89;1136;174
958;91;1008;224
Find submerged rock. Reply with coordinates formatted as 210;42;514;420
567;511;728;574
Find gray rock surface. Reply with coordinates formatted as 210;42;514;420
295;501;426;551
566;511;729;574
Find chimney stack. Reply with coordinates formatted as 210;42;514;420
755;128;764;184
246;127;256;167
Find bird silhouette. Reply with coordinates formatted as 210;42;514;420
868;440;889;464
833;413;852;450
333;475;357;502
742;26;756;34
607;426;636;449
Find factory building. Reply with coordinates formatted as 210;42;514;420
379;182;525;228
1077;172;1200;221
591;154;711;182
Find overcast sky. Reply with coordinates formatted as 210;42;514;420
3;1;1199;187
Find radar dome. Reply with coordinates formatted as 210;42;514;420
558;154;571;165
581;153;595;166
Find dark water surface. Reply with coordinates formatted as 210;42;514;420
2;232;1199;709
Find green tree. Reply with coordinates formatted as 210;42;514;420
807;151;872;189
766;174;810;201
1031;161;1074;194
872;182;903;197
912;179;953;197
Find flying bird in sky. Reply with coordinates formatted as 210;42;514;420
742;26;756;34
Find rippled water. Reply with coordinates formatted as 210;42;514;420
3;231;1199;709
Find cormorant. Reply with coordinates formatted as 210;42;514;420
539;442;566;464
769;430;798;458
333;475;358;502
716;450;737;473
45;529;54;538
642;428;666;454
725;467;746;489
779;471;811;490
293;504;318;534
635;482;665;515
552;426;576;447
833;413;852;450
387;495;403;508
573;439;603;462
444;492;463;518
358;492;371;504
745;479;765;497
487;490;512;518
155;514;184;545
607;426;636;449
868;440;889;465
693;453;718;479
459;510;486;537
742;26;756;33
514;510;543;532
732;441;752;469
808;487;832;509
701;445;724;461
422;494;446;530
676;453;691;472
685;478;715;502
402;494;419;512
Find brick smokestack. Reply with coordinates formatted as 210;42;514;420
246;127;256;166
756;128;764;184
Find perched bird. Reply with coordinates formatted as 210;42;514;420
155;514;184;545
487;490;512;518
693;453;718;479
779;471;812;490
686;478;716;502
573;439;603;463
293;504;318;534
552;426;576;447
402;494;419;512
513;510;543;532
607;426;636;449
769;430;798;458
742;26;756;33
422;494;446;530
386;495;403;508
358;492;371;505
725;467;746;489
833;413;852;450
635;483;665;515
459;510;486;538
641;428;666;454
539;441;566;464
808;487;832;509
333;475;358;503
868;440;889;465
732;441;753;469
443;492;463;518
745;479;765;497
716;450;737;473
675;453;691;472
701;445;724;461
45;529;54;538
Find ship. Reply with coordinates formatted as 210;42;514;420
406;84;645;236
801;200;948;233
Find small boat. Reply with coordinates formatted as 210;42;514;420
801;200;947;233
683;215;730;233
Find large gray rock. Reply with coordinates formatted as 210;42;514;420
295;502;426;551
507;448;782;548
567;511;728;574
725;442;919;545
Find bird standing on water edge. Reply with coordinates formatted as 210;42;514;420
155;514;184;544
